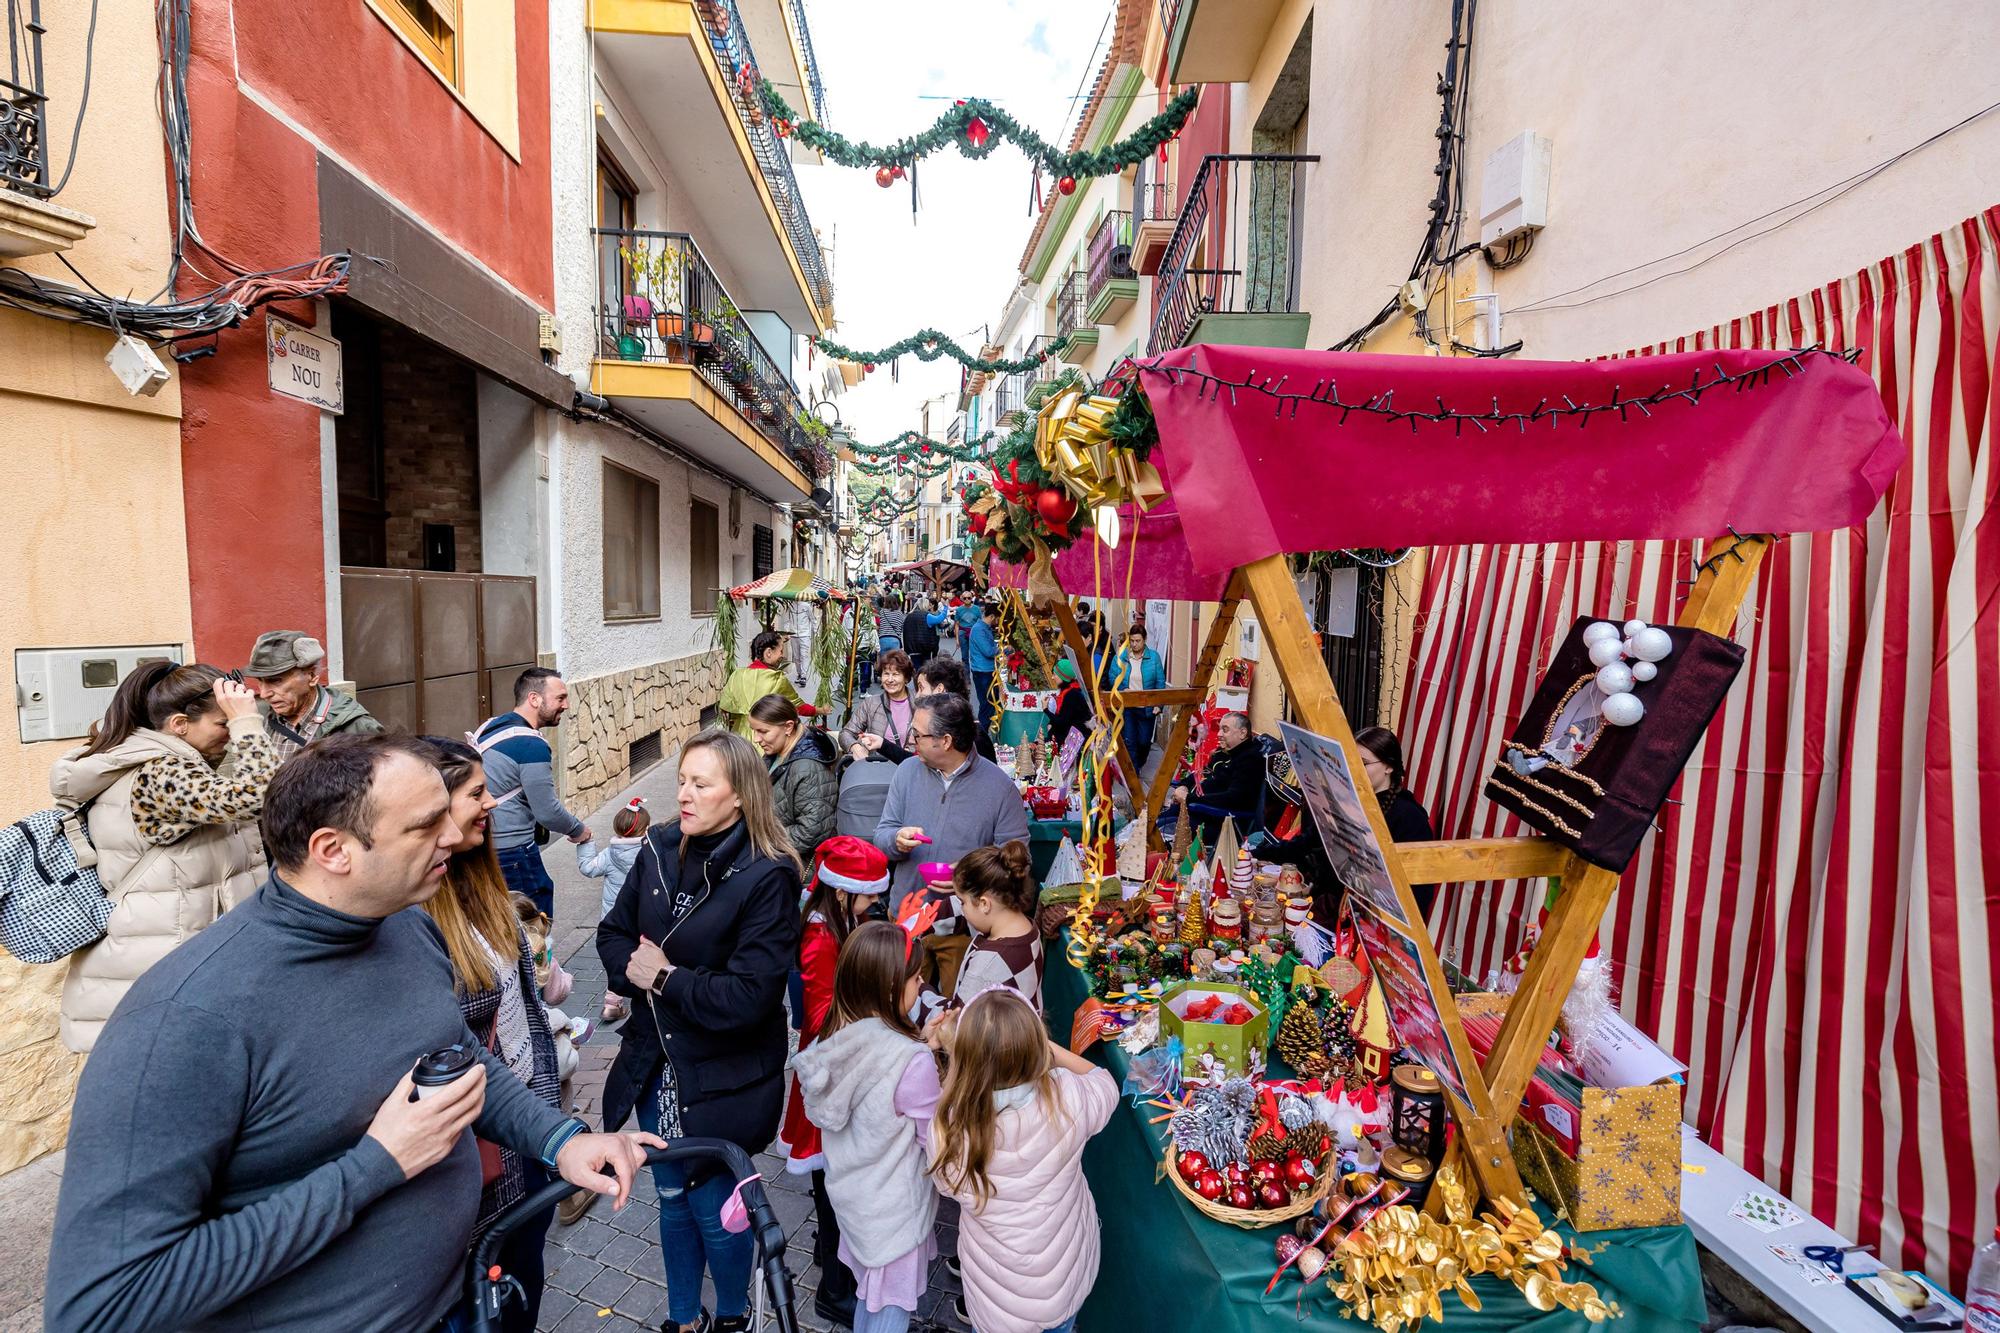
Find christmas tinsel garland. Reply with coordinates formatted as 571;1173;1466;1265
848;428;997;463
761;80;1200;181
815;330;1070;377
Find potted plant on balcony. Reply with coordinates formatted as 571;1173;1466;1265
620;242;716;353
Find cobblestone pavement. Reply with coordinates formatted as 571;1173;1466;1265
536;760;973;1333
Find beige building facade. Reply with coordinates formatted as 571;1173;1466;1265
0;3;190;1169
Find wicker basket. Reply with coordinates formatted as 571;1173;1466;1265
1160;1142;1336;1229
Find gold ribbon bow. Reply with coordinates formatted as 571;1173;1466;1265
1035;390;1166;514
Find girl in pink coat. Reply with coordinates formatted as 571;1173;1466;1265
928;987;1118;1333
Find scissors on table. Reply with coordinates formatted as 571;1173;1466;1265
1803;1243;1870;1274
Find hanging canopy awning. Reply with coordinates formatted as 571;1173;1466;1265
726;568;852;602
985;495;1232;602
1129;343;1906;574
884;556;974;587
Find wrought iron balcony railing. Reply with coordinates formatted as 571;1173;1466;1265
1086;209;1134;305
1135;173;1177;223
1026;334;1064;383
994;369;1029;421
789;0;826;121
594;227;828;481
1148;152;1317;355
2;0;50;198
1054;270;1088;340
699;0;834;318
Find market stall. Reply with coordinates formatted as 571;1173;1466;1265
718;568;857;719
957;342;1903;1330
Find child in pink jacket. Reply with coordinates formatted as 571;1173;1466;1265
928;986;1118;1333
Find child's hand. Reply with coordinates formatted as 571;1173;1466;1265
924;1009;959;1053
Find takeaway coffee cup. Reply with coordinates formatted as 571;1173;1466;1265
410;1044;478;1100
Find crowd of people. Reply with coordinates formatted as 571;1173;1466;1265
33;612;1428;1333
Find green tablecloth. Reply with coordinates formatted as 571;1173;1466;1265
998;707;1049;747
1042;952;1707;1333
1027;817;1128;880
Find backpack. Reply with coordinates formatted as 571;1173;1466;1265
0;800;113;963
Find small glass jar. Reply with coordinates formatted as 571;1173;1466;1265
1209;895;1244;943
1150;899;1178;944
1250;896;1286;945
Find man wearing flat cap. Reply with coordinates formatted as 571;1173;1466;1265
243;631;383;759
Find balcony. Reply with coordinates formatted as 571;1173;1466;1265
0;0;91;259
1132;172;1177;275
732;0;824;126
593;0;833;331
591;228;825;502
1053;271;1097;361
1149;153;1317;355
1162;0;1288;84
1027;334;1065;384
994;370;1029;424
1086;210;1137;325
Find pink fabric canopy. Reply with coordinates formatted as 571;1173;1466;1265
985;494;1231;602
1133;344;1907;574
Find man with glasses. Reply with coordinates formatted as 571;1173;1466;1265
872;693;1027;896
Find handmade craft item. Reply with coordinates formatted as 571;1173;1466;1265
1159;981;1269;1078
1389;1064;1448;1162
1485;615;1746;871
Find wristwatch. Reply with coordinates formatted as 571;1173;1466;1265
650;963;672;995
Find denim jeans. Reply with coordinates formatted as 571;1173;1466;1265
494;1167;556;1333
494;843;555;920
853;1303;912;1333
970;669;996;733
1041;1317;1078;1333
637;1079;753;1323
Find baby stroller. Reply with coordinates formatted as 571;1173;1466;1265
465;1139;798;1333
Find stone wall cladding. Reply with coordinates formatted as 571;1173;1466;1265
559;648;727;813
0;956;84;1171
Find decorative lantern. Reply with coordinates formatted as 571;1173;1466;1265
1390;1064;1447;1161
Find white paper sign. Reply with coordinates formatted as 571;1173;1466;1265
1579;1010;1688;1089
266;315;344;414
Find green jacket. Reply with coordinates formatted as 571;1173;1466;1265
719;663;807;738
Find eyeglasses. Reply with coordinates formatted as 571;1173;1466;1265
909;729;944;741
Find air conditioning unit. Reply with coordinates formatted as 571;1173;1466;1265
1109;244;1136;280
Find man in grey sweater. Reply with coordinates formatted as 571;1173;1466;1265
476;666;590;920
44;735;659;1333
874;693;1028;896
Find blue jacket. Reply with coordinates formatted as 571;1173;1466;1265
1107;646;1166;693
967;619;1000;672
476;712;584;850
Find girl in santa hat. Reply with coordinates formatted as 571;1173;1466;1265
780;835;890;1327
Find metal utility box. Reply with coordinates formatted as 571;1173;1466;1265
16;645;186;743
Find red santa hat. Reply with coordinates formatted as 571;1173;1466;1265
812;836;889;895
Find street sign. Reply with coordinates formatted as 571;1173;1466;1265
266;314;344;414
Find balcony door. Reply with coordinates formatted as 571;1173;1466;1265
597;148;639;351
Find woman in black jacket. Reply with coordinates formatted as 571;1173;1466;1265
598;729;802;1333
1265;724;1437;922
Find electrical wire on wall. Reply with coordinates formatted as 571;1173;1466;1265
0;0;351;351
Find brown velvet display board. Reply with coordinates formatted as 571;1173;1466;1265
1484;618;1745;871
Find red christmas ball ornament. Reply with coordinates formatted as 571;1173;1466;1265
1226;1182;1255;1211
1257;1182;1290;1210
968;511;988;536
874;166;895;188
1057;175;1077;196
1192;1170;1225;1202
890;164;905;180
864;363;876;372
1284;1155;1317;1193
1176;1150;1210;1183
1036;488;1078;528
1250;1159;1284;1189
964;116;991;150
1223;1161;1247;1186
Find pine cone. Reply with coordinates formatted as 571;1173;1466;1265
1249;1131;1289;1162
1274;998;1325;1073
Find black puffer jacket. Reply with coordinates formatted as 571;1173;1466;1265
769;729;838;860
597;821;801;1146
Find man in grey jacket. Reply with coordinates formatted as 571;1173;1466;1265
476;666;590;919
873;693;1028;895
44;734;659;1333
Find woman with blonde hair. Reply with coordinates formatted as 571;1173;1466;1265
598;728;803;1333
929;987;1118;1333
415;737;561;1333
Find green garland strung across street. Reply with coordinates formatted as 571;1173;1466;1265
762;80;1200;183
814;330;1070;376
847;428;998;463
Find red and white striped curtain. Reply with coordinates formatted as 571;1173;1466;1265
1399;206;2000;1289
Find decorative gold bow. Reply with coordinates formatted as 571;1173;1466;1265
1035;390;1166;513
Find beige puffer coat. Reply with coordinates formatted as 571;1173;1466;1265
49;719;268;1053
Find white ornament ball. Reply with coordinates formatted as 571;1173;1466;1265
1623;618;1649;638
1587;638;1627;668
1632;626;1674;662
1631;660;1659;682
1595;663;1635;695
1602;692;1646;726
1580;621;1622;647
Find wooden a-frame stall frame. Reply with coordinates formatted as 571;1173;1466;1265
1020;534;1768;1209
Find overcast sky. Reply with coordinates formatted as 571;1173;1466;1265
793;0;1115;446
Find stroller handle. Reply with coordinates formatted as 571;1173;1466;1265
466;1139;798;1333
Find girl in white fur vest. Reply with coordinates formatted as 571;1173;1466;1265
792;920;942;1333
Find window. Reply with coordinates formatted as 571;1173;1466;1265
752;524;774;580
382;0;458;86
597;149;639;340
689;498;720;615
603;462;660;620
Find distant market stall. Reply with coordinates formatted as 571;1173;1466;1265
961;342;1902;1332
717;568;857;717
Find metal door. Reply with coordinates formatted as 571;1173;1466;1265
340;568;538;737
